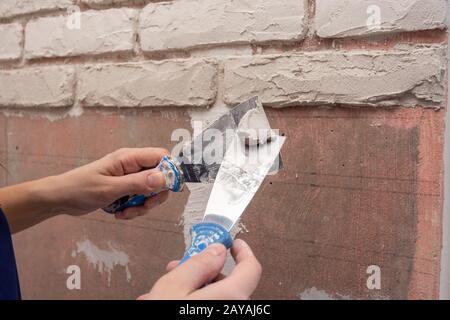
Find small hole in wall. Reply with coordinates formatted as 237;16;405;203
281;133;285;137
15;146;19;150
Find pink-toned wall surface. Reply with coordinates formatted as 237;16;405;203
0;0;448;299
0;105;445;299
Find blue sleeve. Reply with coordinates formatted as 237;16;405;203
0;207;21;300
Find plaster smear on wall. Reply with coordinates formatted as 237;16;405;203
72;239;132;286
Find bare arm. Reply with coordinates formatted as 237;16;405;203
0;176;61;233
0;147;170;233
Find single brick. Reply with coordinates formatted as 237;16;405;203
0;66;75;107
78;59;217;107
0;23;22;61
315;0;448;38
139;0;307;52
0;0;73;19
224;46;446;108
25;8;136;59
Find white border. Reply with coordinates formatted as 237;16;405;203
439;1;450;300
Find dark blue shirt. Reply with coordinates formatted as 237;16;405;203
0;207;21;300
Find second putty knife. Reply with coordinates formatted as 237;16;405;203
179;130;286;263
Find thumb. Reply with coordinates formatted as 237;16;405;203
163;244;227;294
113;168;167;197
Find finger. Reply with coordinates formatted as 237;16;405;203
213;273;226;282
156;244;227;295
115;191;169;220
166;260;180;272
112;148;170;174
112;168;167;198
137;293;152;300
189;239;261;300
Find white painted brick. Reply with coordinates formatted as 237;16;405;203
0;0;73;19
315;0;448;38
140;0;307;52
25;8;136;59
224;46;446;108
79;59;217;107
0;66;75;107
0;23;22;61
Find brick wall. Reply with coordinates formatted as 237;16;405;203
0;0;448;299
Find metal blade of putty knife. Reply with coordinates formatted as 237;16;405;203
103;97;267;214
103;97;260;214
179;130;286;263
177;96;284;183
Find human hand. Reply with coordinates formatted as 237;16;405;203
139;239;262;300
49;147;170;219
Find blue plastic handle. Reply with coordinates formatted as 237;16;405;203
103;156;183;214
179;223;233;265
103;192;160;213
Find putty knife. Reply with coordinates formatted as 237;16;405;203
103;97;260;213
179;130;286;263
103;97;282;214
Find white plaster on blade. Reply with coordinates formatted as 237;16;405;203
73;239;131;286
237;105;275;146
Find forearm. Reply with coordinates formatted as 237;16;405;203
0;148;170;233
0;176;62;234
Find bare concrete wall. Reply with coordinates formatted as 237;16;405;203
0;0;448;299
